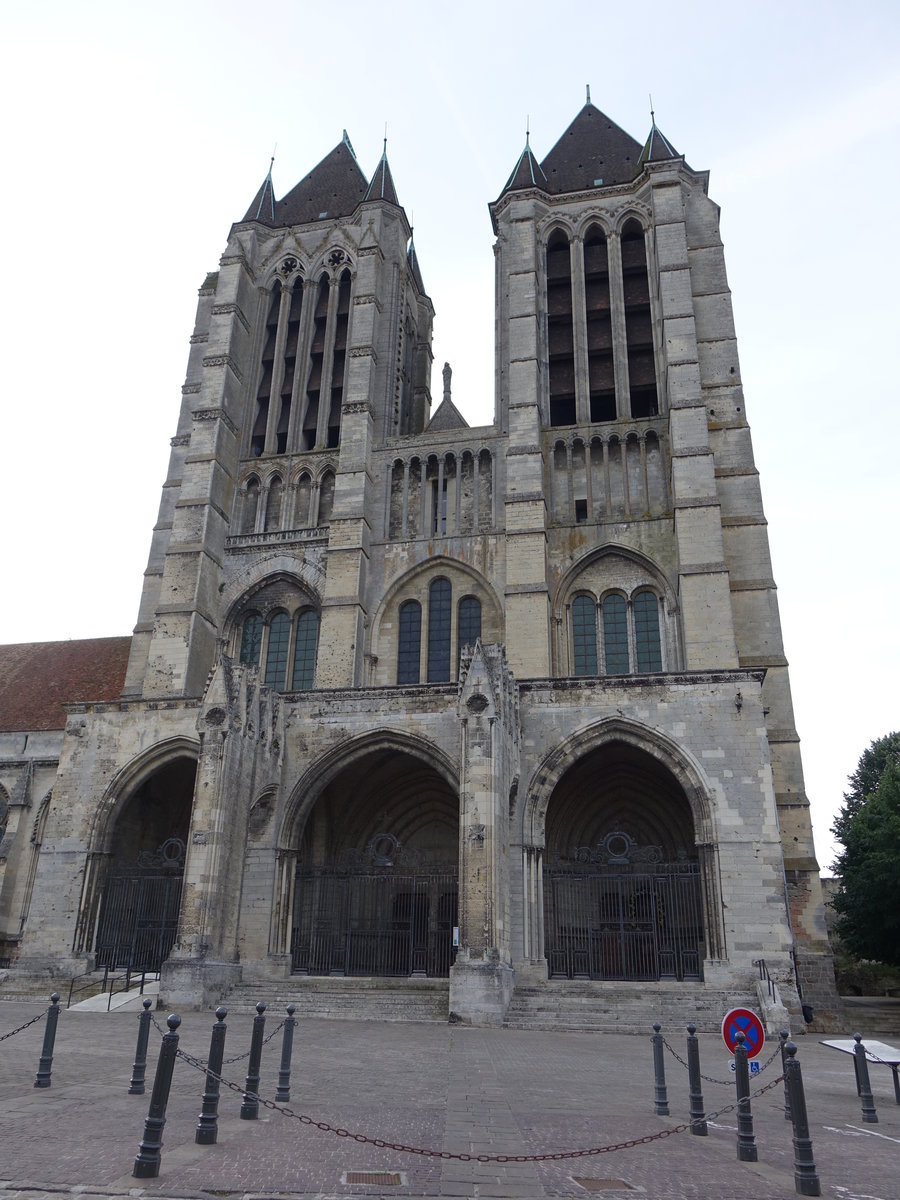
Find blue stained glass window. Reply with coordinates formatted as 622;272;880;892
291;609;319;690
572;595;598;676
264;612;290;690
458;595;482;653
602;595;630;675
240;613;262;666
397;600;422;684
427;577;452;682
634;592;662;672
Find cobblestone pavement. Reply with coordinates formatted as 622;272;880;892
1;998;898;1199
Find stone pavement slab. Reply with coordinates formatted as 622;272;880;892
1;1000;898;1199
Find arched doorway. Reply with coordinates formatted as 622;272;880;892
543;741;705;982
92;757;195;972
291;749;458;977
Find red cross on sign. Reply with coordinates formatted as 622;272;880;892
722;1008;765;1058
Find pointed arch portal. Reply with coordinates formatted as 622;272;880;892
542;740;705;981
87;756;196;972
291;747;458;978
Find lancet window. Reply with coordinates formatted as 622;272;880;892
569;588;664;677
394;582;483;685
237;606;320;691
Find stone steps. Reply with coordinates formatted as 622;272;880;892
503;982;757;1035
222;976;450;1023
837;997;900;1038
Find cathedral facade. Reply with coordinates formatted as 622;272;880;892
0;101;837;1026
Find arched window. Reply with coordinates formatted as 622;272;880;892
264;612;291;690
264;475;283;532
621;219;658;419
397;600;422;684
602;595;629;675
427;577;452;682
547;230;575;427
242;477;260;534
292;609;319;690
239;613;262;666
634;592;662;672
571;595;598;676
458;595;482;652
317;470;335;524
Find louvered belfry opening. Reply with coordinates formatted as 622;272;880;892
251;287;281;457
326;270;352;448
585;225;616;422
302;275;329;450
277;282;304;453
543;742;704;982
547;230;576;427
292;750;458;978
621;219;658;418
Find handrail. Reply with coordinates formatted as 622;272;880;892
67;965;111;1008
753;957;777;1002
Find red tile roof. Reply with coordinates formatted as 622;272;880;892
0;638;132;732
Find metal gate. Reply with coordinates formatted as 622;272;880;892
544;835;704;982
291;866;458;977
94;838;185;972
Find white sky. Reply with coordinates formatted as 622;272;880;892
3;1;899;871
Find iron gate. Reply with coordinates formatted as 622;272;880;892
544;835;704;982
291;867;458;977
94;838;185;972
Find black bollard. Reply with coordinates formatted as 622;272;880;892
240;1001;267;1120
780;1029;792;1121
33;993;61;1089
129;998;155;1095
784;1041;821;1196
651;1023;669;1116
686;1023;708;1136
196;1006;228;1145
133;1014;182;1179
734;1031;758;1162
853;1033;878;1123
275;1003;296;1103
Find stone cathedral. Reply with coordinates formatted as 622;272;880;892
0;100;838;1028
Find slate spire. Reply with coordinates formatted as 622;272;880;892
365;138;401;206
242;157;276;224
637;112;681;168
499;127;548;196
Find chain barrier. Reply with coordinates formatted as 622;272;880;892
172;1042;785;1162
662;1035;781;1086
149;1009;285;1064
0;1008;46;1042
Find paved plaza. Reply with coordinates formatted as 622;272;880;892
1;997;897;1200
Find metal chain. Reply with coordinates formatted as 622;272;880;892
173;1042;785;1162
149;1010;285;1063
0;1008;46;1042
661;1035;781;1086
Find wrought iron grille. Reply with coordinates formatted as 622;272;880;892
291;867;458;978
94;839;185;972
543;835;703;982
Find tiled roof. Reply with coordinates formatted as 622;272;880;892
408;237;426;295
637;122;681;168
427;396;469;432
0;638;132;732
262;140;369;228
540;103;644;193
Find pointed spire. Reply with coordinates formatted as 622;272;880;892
365;136;401;206
637;107;681;169
241;156;276;224
498;120;548;196
407;231;426;294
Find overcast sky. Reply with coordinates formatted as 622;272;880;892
3;1;899;871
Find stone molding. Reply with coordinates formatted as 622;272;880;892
202;354;244;384
211;303;252;334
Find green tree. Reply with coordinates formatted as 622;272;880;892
831;733;900;965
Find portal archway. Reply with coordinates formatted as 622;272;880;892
87;757;196;972
538;739;712;981
290;747;458;977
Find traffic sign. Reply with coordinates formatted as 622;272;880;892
722;1007;765;1058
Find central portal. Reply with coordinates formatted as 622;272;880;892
291;747;458;978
